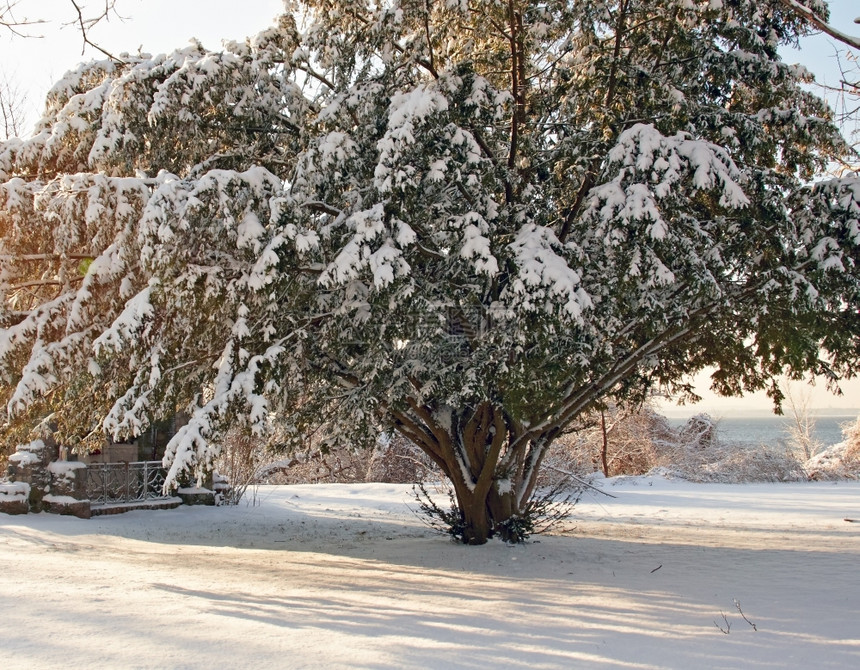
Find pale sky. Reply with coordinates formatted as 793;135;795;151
1;0;285;124
1;0;859;417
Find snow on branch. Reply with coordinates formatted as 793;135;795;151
160;339;288;488
582;124;748;256
504;224;591;323
92;284;155;355
792;174;860;272
778;0;860;51
318;203;414;289
375;85;450;193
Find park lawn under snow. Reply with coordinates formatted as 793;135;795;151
0;476;858;669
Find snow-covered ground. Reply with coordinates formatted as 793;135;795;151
1;476;858;669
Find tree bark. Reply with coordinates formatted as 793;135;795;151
397;402;546;544
450;473;520;545
600;409;610;478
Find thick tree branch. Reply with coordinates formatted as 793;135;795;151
2;277;84;291
779;0;860;50
0;253;96;262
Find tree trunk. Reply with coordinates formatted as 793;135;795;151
600;409;610;477
450;475;521;545
393;401;551;544
455;481;494;545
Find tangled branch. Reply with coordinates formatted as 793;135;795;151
0;1;126;62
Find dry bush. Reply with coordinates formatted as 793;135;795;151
259;447;366;485
212;427;375;502
648;414;806;483
248;433;438;487
688;444;807;483
845;419;860;465
540;403;676;487
804;417;860;480
364;434;438;483
542;404;809;485
213;428;270;504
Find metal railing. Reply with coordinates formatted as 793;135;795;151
86;461;169;505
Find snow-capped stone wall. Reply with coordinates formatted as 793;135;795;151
0;481;30;515
7;439;57;511
4;438;92;518
44;460;91;518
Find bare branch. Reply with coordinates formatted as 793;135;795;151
2;277;84;291
0;1;45;38
0;70;27;139
66;1;127;63
1;2;128;62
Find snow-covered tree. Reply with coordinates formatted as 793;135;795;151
2;0;860;543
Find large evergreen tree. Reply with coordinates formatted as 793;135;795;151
2;1;859;543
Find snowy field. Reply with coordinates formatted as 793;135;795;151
1;476;858;669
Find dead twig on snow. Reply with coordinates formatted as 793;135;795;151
734;600;757;631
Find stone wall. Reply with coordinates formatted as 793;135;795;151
4;438;91;518
0;482;30;515
7;439;58;512
2;437;204;518
44;461;91;518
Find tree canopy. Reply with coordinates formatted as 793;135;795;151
2;0;859;543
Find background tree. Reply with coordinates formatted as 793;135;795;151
1;1;122;55
2;0;860;544
0;72;25;139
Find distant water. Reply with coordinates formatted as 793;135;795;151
667;414;856;449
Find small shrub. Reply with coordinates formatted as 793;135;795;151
411;480;581;543
411;481;468;542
